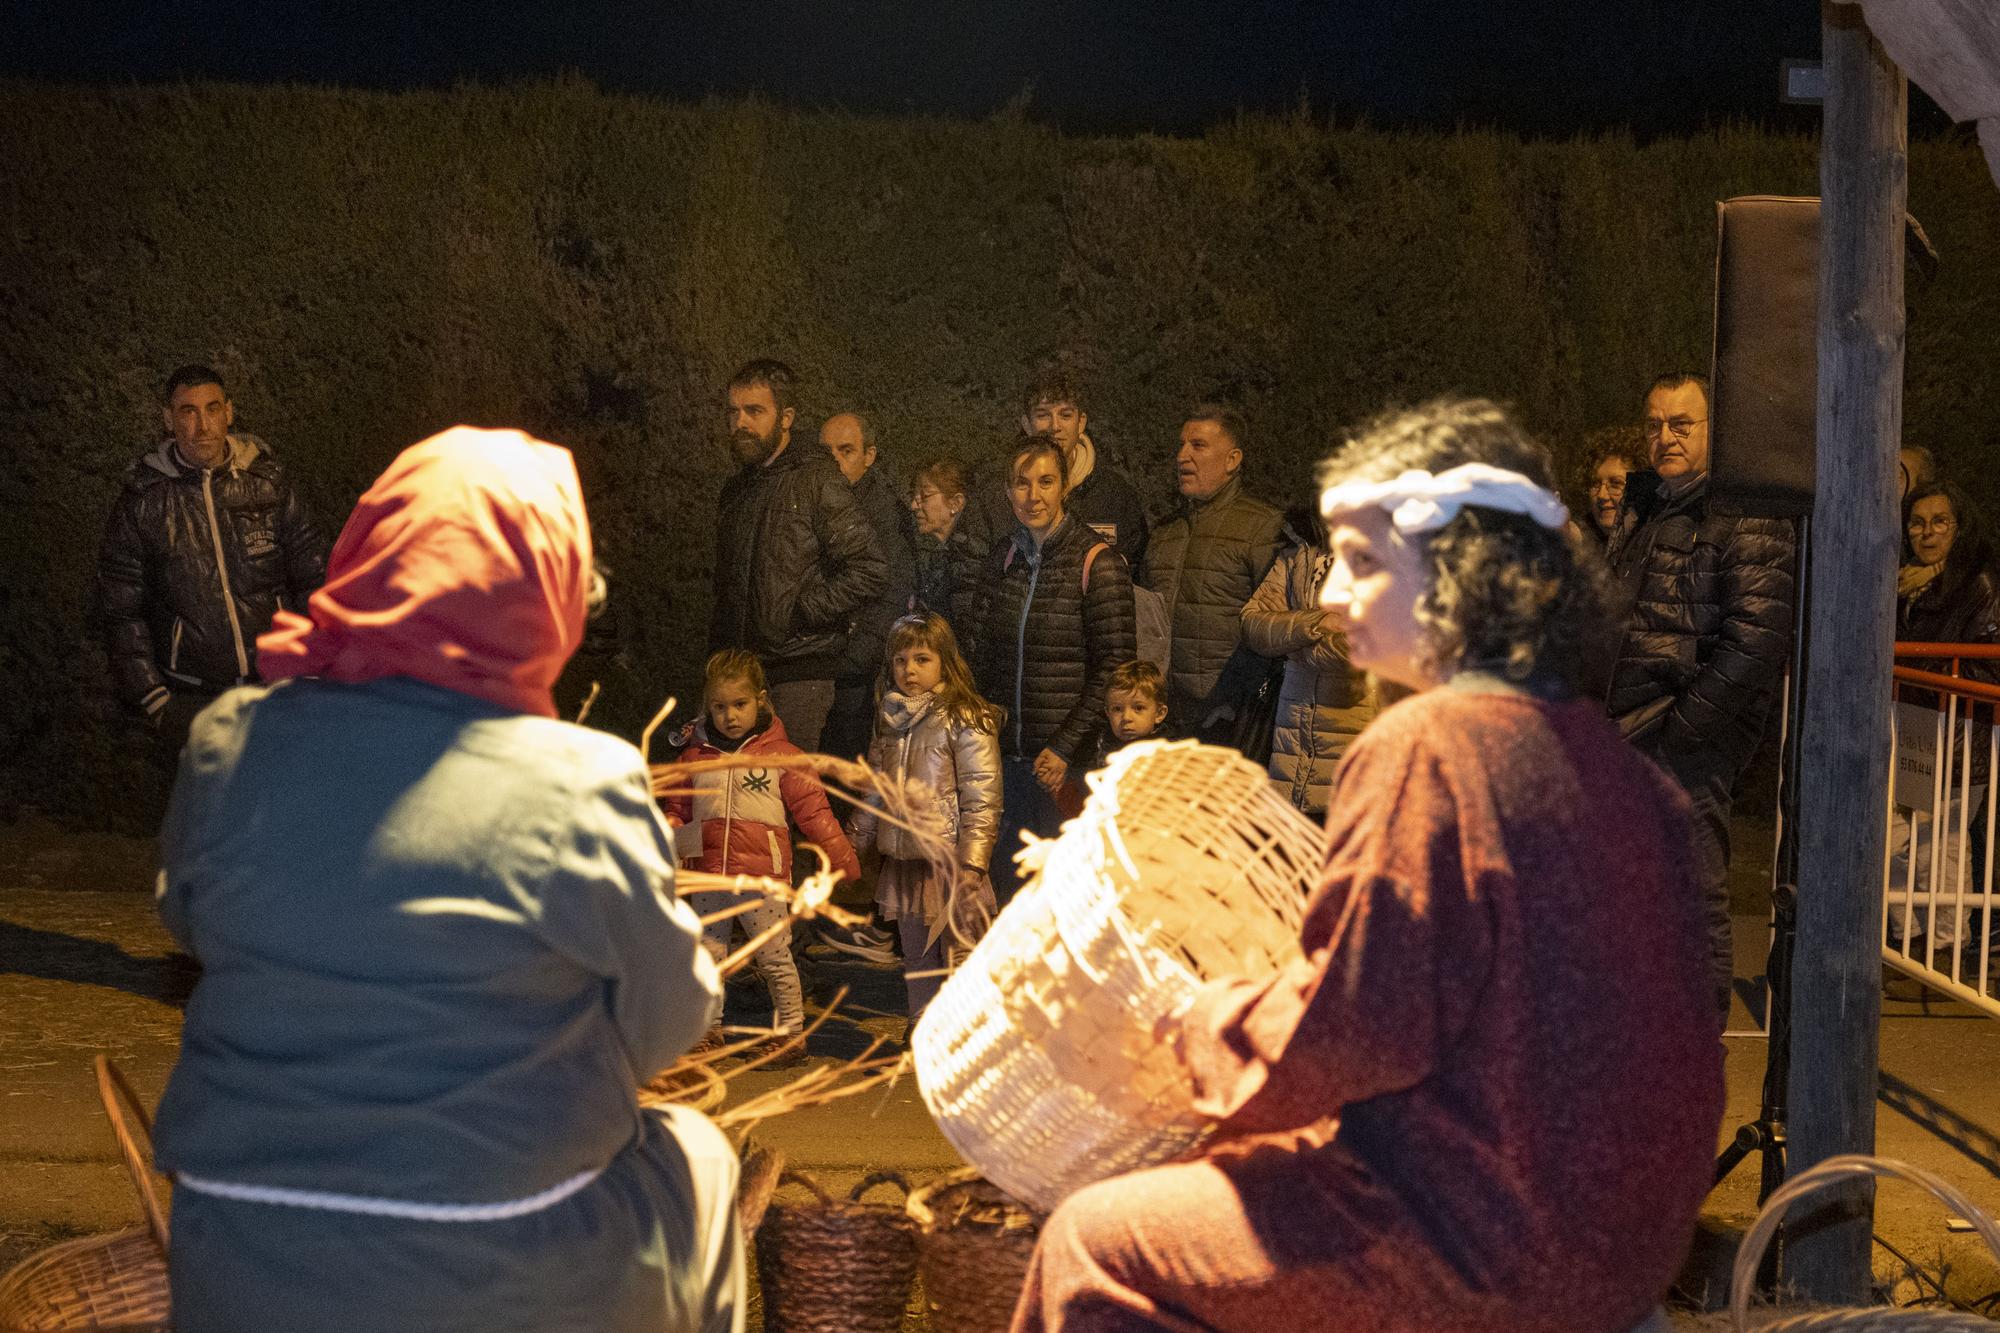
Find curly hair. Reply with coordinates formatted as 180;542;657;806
1319;398;1608;688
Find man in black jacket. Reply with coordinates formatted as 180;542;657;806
708;360;889;751
97;364;328;763
1603;371;1797;1014
959;367;1151;575
819;410;916;762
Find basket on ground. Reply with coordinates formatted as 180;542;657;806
912;739;1323;1211
906;1171;1040;1333
0;1059;171;1331
754;1171;915;1333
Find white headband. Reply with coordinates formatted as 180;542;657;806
1319;463;1569;535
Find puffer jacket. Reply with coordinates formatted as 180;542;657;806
658;713;863;884
1241;537;1376;816
975;515;1138;764
1603;470;1797;778
848;690;1003;869
1143;475;1285;722
708;440;889;681
97;434;327;715
913;527;987;643
836;464;918;680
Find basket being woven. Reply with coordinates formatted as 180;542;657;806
912;739;1323;1211
907;1171;1040;1333
755;1171;916;1333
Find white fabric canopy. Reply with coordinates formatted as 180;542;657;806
1839;0;2000;188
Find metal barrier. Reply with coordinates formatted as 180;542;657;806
1885;641;2000;1017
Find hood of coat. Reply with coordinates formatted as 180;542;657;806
140;432;265;480
256;426;592;718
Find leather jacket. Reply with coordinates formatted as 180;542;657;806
97;434;327;714
708;439;889;679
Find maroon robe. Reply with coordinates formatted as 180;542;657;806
1013;682;1725;1333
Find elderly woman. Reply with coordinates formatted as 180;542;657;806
1890;479;2000;952
1013;400;1723;1333
909;455;986;640
154;428;741;1333
977;433;1137;897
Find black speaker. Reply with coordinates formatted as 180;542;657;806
1709;195;1820;519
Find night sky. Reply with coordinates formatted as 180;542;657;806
1;1;1947;138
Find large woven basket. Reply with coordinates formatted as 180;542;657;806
913;739;1323;1211
755;1171;915;1333
906;1171;1040;1333
0;1059;171;1332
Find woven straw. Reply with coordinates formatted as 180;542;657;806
906;1171;1040;1333
637;1059;728;1114
912;739;1322;1210
754;1171;915;1333
0;1059;171;1331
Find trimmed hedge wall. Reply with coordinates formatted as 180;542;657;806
2;79;1996;823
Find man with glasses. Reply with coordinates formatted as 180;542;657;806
1602;371;1798;1016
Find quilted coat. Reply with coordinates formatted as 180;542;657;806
1602;470;1797;778
848;691;1003;870
975;515;1137;764
1240;535;1376;816
659;714;862;883
1143;475;1285;721
708;440;888;680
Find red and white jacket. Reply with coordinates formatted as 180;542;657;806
658;714;862;884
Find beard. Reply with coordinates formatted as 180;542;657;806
729;424;778;466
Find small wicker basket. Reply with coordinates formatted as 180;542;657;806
906;1170;1040;1333
0;1059;171;1332
754;1171;915;1333
913;740;1323;1210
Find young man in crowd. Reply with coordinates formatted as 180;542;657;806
97;364;328;767
960;366;1151;573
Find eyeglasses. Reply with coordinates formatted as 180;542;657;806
1908;516;1957;535
1590;476;1628;495
1643;416;1707;441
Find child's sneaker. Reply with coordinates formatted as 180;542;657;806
816;921;898;966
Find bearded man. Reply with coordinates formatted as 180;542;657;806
707;359;887;750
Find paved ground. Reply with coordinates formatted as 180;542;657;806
2;813;1999;1323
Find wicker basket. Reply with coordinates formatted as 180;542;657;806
0;1059;171;1331
906;1171;1040;1333
754;1171;915;1333
912;739;1322;1210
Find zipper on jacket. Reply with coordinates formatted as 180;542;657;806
169;618;185;673
200;469;251;679
720;756;735;876
1014;548;1041;755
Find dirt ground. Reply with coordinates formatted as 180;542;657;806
2;812;1998;1327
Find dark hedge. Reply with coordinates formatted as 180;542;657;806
2;79;1996;825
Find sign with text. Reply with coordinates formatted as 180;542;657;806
1893;701;1942;812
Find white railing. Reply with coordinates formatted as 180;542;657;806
1884;642;2000;1018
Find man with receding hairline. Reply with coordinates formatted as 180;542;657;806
1603;370;1797;1015
819;410;915;764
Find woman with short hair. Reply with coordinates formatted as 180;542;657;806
1013;399;1723;1333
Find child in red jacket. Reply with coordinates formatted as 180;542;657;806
661;651;862;1051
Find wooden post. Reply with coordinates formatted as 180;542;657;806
1787;0;1906;1304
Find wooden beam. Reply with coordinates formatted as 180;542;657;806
1786;0;1907;1304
